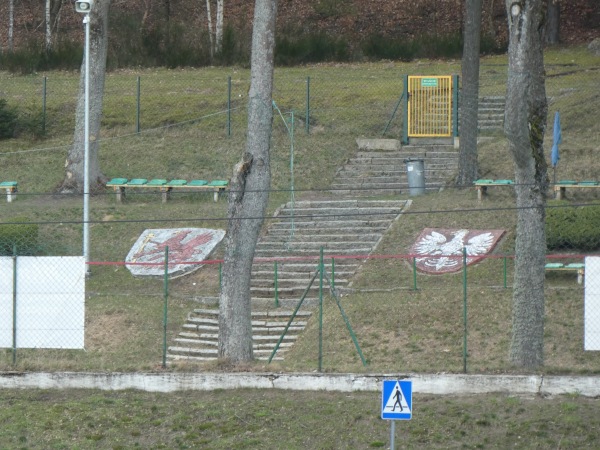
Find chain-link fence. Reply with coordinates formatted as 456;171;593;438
1;55;599;372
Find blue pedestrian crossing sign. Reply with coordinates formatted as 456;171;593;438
381;380;412;420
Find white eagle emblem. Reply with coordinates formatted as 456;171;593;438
414;229;495;271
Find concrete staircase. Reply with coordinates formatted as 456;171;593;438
251;199;409;306
330;139;458;196
168;309;312;362
168;198;410;363
167;138;451;364
478;96;505;133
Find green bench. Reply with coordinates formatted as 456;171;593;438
473;179;513;201
106;178;229;203
545;262;585;284
0;181;18;202
553;180;599;200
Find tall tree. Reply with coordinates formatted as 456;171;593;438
60;0;111;193
45;0;65;52
456;0;483;185
504;0;549;369
218;0;277;364
215;0;224;54
545;0;560;45
205;0;225;57
8;0;14;51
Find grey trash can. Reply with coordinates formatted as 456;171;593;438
404;158;425;196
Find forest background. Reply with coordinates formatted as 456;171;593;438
0;0;599;71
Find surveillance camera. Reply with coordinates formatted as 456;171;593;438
75;0;93;13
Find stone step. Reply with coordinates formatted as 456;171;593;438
264;231;382;241
268;220;392;230
256;240;378;250
254;248;373;257
279;199;407;208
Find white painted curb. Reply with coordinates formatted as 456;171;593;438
1;372;599;396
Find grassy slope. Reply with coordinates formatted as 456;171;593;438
0;46;599;374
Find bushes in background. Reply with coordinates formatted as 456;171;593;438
0;218;40;256
546;202;600;251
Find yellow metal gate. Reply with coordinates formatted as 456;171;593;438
407;76;453;137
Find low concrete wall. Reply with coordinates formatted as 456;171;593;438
1;372;599;396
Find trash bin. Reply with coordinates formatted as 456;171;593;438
404;158;425;196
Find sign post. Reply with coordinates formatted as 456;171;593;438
381;380;412;449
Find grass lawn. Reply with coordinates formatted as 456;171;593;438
0;388;599;449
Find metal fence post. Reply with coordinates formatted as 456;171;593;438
319;246;324;373
402;74;409;145
453;74;460;139
227;76;232;137
412;256;418;290
162;246;169;369
136;76;141;133
462;247;468;373
274;261;279;308
42;76;47;134
12;245;17;365
306;76;310;134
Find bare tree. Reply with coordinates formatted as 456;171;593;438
45;0;65;51
504;0;549;369
60;0;111;193
8;0;14;51
205;0;225;57
218;0;277;363
545;0;560;45
216;0;224;54
457;0;483;185
205;0;214;57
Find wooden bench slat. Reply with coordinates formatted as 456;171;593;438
127;178;148;186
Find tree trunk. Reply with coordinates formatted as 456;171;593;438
218;0;277;364
457;0;482;186
216;0;224;53
206;0;214;58
46;0;52;51
545;0;560;45
61;0;111;194
9;0;14;51
504;0;548;369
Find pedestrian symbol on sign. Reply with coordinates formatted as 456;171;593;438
381;380;412;420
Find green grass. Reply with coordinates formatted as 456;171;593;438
0;45;599;374
0;388;599;449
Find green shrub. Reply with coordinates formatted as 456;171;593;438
546;203;600;251
0;217;40;256
362;32;505;61
276;33;350;66
0;99;18;139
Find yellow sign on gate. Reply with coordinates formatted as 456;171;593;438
407;76;453;137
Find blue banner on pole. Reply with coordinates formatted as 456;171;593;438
551;111;561;168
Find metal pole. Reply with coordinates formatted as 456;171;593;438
412;256;418;290
82;13;91;276
274;261;279;308
503;256;507;289
227;76;231;137
12;245;17;365
318;247;324;373
305;76;310;134
390;420;395;450
331;257;335;291
402;74;409;145
462;247;468;373
453;74;460;139
136;76;141;133
162;246;169;368
42;76;47;134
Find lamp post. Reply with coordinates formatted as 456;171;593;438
75;0;93;274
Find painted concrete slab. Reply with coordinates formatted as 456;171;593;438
411;228;505;274
125;228;225;278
